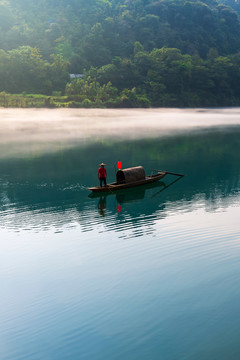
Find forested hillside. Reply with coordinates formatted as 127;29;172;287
1;0;240;107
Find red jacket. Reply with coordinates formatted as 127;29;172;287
98;167;107;178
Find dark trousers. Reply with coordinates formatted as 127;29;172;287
99;177;107;187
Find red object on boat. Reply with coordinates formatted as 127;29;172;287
117;161;122;170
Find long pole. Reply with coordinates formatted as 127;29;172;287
152;169;185;177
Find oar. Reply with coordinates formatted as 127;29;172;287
152;169;185;177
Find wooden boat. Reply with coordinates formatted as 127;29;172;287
88;166;167;193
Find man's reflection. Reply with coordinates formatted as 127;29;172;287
98;196;107;216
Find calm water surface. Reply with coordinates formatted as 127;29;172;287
0;108;240;360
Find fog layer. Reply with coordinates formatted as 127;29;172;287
1;108;240;158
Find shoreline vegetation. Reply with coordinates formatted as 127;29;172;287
2;45;240;109
1;92;240;108
2;46;240;109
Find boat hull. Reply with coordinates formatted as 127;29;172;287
88;172;166;193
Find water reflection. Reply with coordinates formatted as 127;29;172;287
98;196;107;216
0;124;240;237
1;110;240;360
91;177;182;215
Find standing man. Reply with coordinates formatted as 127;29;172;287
98;163;107;187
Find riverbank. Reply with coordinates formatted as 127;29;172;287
2;92;240;109
0;91;151;109
0;92;80;108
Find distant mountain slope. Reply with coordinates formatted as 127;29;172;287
0;0;240;71
1;0;240;106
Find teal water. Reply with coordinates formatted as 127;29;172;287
0;109;240;360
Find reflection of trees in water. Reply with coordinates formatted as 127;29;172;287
0;127;240;234
0;173;239;237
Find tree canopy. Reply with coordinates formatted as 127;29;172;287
0;0;240;107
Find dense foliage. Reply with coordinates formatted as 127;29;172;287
1;0;240;107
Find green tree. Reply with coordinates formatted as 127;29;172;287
65;76;118;105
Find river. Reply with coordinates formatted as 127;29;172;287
0;108;240;360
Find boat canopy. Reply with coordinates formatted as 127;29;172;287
116;166;146;184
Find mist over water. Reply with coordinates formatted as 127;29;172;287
1;107;240;158
0;108;240;360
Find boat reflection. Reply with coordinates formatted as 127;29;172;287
92;176;183;208
91;180;166;216
92;177;184;217
96;183;161;216
116;181;167;203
